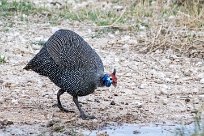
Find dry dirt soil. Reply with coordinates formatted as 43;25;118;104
0;0;204;136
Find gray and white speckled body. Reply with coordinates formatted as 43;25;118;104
24;29;104;97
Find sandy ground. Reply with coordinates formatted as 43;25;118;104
0;1;204;135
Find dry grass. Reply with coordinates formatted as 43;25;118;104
0;0;203;58
121;0;204;57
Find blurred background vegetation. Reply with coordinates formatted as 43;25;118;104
0;0;203;61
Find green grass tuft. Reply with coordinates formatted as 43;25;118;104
0;0;48;17
0;54;6;64
51;8;125;26
0;0;34;15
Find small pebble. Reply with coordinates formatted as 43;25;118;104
137;105;142;108
0;80;3;84
0;119;13;128
32;44;42;50
94;99;100;103
174;75;180;79
198;73;204;79
183;69;192;76
136;102;142;108
133;130;141;134
138;84;147;89
113;5;124;11
196;62;203;66
191;110;198;114
113;94;118;96
110;101;115;105
160;89;168;95
193;98;199;104
162;98;168;105
198;95;204;101
97;131;109;136
108;96;112;99
185;98;190;103
200;78;204;84
186;107;191;111
46;119;61;127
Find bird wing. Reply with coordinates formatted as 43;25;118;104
45;29;104;71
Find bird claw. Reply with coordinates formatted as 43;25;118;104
60;108;75;113
80;114;96;120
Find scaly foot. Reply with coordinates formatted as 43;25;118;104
80;113;96;120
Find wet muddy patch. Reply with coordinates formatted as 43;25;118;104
83;122;204;136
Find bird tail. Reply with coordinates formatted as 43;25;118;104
23;64;32;70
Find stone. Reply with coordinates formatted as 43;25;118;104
160;89;168;95
200;78;204;84
198;73;204;79
185;98;190;102
46;119;61;127
113;5;124;11
196;62;203;66
0;80;3;84
110;101;115;105
138;84;147;89
108;33;115;38
11;99;18;104
149;69;166;79
174;75;180;79
182;69;192;76
94;99;100;103
113;93;118;96
97;131;109;136
162;98;168;105
137;103;142;108
133;130;141;134
32;44;41;50
161;59;171;65
198;95;204;101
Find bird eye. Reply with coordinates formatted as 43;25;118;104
110;78;112;80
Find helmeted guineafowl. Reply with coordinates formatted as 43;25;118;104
24;29;117;120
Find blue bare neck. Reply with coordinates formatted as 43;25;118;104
102;74;112;87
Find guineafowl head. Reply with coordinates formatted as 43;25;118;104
102;69;117;87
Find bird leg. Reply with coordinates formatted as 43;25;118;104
57;89;74;113
73;96;95;120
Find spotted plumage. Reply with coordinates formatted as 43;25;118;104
24;29;117;119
